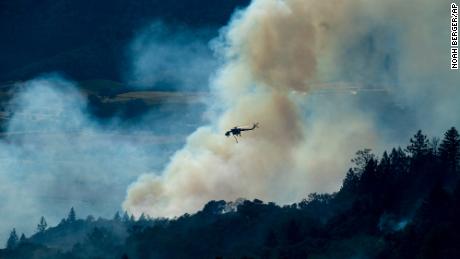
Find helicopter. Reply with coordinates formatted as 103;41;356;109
225;122;259;143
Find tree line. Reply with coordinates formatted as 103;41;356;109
2;127;459;258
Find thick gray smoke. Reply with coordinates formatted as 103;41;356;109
124;0;459;218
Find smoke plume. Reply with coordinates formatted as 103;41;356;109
123;0;381;217
124;0;458;217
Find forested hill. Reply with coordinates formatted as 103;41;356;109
0;0;250;83
1;127;460;259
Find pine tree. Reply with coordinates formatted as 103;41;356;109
351;149;376;174
122;211;130;222
6;228;18;249
439;127;460;173
389;147;408;175
67;207;76;223
138;213;147;222
406;130;429;159
19;233;26;243
113;211;121;221
342;169;359;193
377;151;392;188
429;137;440;157
379;151;391;173
360;157;379;193
37;216;47;233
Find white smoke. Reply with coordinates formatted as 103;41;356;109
0;76;189;244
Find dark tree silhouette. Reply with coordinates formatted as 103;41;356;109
67;207;76;223
439;127;460;173
429;137;440;157
389;147;408;175
379;151;391;172
138;213;147;222
351;149;376;174
202;200;227;215
406;130;429;159
342;169;359;193
359;156;379;192
122;211;130;222
6;228;18;249
113;211;121;221
19;233;26;243
37;216;47;233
